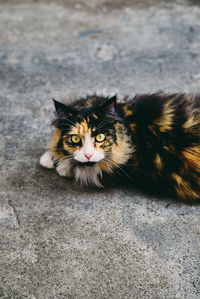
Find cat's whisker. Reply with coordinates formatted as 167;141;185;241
54;155;75;166
105;150;133;163
58;157;75;167
96;120;115;130
95;118;115;128
104;158;132;181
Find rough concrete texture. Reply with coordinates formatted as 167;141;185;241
1;0;200;298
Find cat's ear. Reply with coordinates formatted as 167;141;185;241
102;95;117;116
53;99;74;117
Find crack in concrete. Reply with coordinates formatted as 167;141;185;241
8;199;21;226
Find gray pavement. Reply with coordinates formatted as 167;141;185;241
1;0;200;298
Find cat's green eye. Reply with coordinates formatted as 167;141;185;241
95;133;106;143
71;135;81;144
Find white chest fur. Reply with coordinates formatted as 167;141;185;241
74;164;103;187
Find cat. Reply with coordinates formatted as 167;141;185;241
40;93;200;201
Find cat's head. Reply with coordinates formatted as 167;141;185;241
50;95;132;187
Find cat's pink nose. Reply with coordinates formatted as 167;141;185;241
84;153;93;160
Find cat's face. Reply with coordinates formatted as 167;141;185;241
51;96;132;186
65;124;107;164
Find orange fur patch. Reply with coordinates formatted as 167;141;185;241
50;129;61;152
155;101;174;132
98;160;113;173
148;125;157;136
172;173;199;200
123;105;134;116
92;113;98;119
182;146;200;171
111;124;134;165
69;120;91;137
154;153;163;171
174;186;199;200
172;173;187;186
50;129;65;160
130;123;137;133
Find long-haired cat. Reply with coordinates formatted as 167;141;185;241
40;93;200;201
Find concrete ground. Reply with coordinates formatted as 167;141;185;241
1;0;200;298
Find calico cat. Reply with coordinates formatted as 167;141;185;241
40;93;200;201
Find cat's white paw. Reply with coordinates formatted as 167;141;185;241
56;165;67;177
56;161;73;178
40;151;54;169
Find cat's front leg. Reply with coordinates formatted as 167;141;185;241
40;151;54;169
56;159;74;178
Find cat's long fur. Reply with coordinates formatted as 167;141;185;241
40;93;200;201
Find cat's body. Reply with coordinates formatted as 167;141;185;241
40;93;200;201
